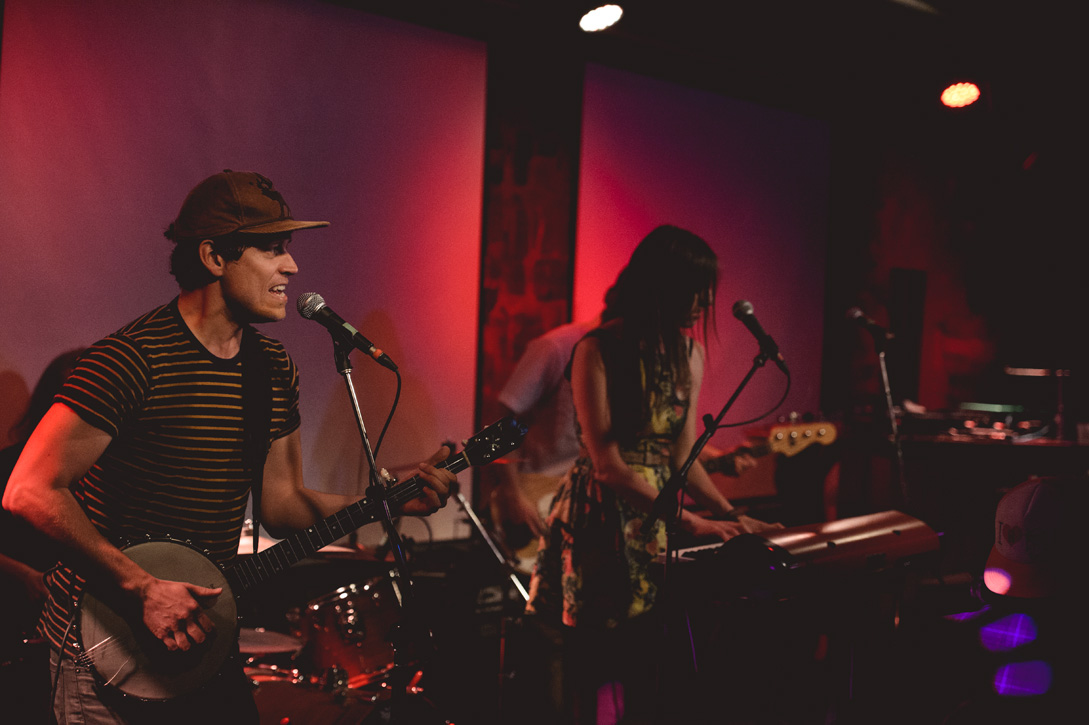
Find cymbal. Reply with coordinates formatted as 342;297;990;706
1004;366;1072;377
238;628;303;655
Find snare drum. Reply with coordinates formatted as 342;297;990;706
298;576;410;688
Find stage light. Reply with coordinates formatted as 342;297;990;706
993;660;1052;697
979;613;1038;653
983;565;1011;595
941;81;981;108
580;4;623;32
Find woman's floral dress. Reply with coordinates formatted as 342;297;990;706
526;330;690;629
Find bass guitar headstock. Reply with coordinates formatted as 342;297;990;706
765;421;837;457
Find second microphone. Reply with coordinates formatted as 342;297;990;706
732;299;788;374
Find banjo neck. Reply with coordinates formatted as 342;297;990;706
225;471;431;594
226;415;526;595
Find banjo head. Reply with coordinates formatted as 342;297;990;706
79;540;238;700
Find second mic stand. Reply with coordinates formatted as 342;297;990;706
647;348;773;721
331;338;421;718
872;333;908;508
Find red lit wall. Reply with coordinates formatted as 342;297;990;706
0;0;486;541
2;2;835;539
576;65;831;449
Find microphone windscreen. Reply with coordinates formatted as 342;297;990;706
297;292;325;319
732;299;754;319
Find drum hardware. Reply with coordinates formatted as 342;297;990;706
312;664;351;692
248;675;381;725
238;627;304;656
244;663;305;686
245;656;399;723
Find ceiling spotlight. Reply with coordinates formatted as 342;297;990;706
940;82;981;108
580;4;624;32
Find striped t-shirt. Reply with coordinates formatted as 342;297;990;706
40;298;301;655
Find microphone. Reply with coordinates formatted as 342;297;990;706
297;292;398;371
732;300;788;373
846;307;894;341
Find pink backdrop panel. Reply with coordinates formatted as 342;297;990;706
576;64;831;448
0;0;486;540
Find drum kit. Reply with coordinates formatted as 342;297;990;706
235;526;427;725
237;571;422;725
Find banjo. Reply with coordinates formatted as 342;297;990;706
76;415;527;700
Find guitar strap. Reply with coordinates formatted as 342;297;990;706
240;326;272;555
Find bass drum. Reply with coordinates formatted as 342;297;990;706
248;666;380;725
296;576;413;688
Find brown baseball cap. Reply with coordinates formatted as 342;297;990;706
171;170;329;239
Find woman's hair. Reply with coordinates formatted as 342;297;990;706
598;225;718;441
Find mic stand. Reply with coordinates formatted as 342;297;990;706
648;349;771;723
331;338;417;718
872;335;908;508
333;339;409;574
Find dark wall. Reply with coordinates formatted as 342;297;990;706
823;80;1085;429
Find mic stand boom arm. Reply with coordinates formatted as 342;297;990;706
648;348;770;537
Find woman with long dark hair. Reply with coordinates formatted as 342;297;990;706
526;225;777;723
